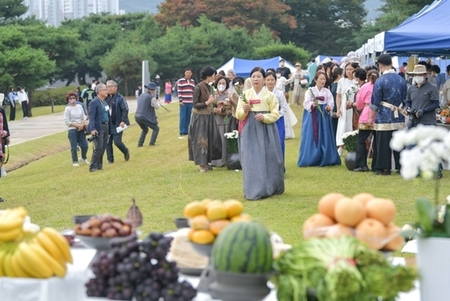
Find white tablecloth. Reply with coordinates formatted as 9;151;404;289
0;248;420;301
0;248;96;301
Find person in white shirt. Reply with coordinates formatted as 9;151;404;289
16;86;29;120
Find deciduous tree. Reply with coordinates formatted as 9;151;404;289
156;0;296;37
280;0;367;55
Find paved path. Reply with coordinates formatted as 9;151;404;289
7;100;137;146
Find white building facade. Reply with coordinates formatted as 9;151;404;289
22;0;121;27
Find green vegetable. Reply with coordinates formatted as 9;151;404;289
273;236;418;301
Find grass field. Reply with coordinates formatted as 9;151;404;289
0;102;447;247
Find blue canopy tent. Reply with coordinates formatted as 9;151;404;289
217;57;295;77
384;0;450;56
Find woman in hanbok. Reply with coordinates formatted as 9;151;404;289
336;62;359;155
236;67;284;200
298;72;341;167
265;71;288;163
188;66;222;172
211;76;231;167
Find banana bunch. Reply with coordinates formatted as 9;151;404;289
0;207;28;242
0;227;73;278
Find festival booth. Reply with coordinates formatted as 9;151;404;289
314;55;345;65
217;57;296;78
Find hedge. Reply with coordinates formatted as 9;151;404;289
32;86;79;107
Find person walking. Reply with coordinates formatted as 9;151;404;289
177;68;196;139
164;79;172;104
64;92;89;167
87;83;110;172
188;66;222;173
368;54;407;176
17;86;29;120
135;82;160;147
236;67;284;200
105;80;130;164
7;86;16;121
285;62;307;107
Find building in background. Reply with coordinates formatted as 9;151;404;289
22;0;122;27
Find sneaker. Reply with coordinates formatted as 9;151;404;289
73;163;80;167
79;158;89;164
124;151;130;161
178;136;184;140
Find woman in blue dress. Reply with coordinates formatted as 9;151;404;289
298;72;341;167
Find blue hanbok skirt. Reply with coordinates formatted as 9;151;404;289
298;104;341;167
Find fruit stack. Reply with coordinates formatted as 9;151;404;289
302;193;404;251
0;206;73;278
183;199;250;245
85;232;197;301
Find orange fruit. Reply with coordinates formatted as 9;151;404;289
231;213;252;222
204;200;223;210
356;218;388;250
206;204;228;221
209;219;231;235
334;197;366;227
183;201;205;218
352;193;375;207
318;193;345;220
365;198;396;226
224;199;244;218
190;229;215;244
188;228;195;241
190;215;210;230
383;223;405;251
302;213;335;238
326;224;354;238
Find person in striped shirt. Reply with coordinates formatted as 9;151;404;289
177;68;196;139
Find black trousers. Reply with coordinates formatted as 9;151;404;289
9;105;15;121
106;131;129;163
374;130;400;172
21;101;28;118
355;130;376;169
89;123;108;171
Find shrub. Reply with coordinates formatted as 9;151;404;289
32;86;79;107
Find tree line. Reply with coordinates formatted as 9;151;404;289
0;0;433;99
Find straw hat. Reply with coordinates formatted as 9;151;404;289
407;65;427;75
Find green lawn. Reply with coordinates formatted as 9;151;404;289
0;102;446;246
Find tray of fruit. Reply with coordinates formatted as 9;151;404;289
74;214;135;250
302;193;405;251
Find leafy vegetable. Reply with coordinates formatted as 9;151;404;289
272;236;418;301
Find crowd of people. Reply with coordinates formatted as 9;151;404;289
2;52;448;201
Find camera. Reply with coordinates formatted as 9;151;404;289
87;135;98;142
406;108;417;116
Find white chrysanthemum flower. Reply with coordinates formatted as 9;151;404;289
390;129;408;151
401;164;419;180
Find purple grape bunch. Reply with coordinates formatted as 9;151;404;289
85;232;197;301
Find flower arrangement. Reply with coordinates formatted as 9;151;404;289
224;130;239;153
439;107;450;118
234;82;251;108
344;84;359;102
390;125;450;237
208;82;216;97
342;130;359;152
309;89;325;119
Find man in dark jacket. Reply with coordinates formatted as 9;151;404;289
87;83;109;172
135;82;160;146
105;80;130;163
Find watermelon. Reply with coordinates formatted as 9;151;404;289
211;221;273;273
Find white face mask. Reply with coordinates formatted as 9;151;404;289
414;76;425;84
276;73;281;78
217;85;226;92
